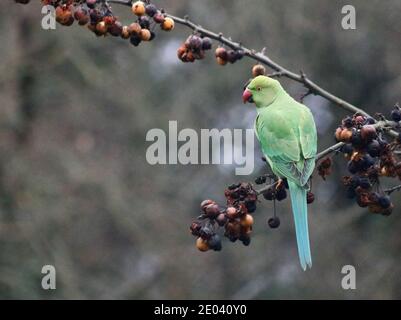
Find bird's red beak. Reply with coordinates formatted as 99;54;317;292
242;89;253;104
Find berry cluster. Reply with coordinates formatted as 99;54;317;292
18;1;174;46
330;112;401;215
215;47;245;66
176;37;245;65
177;35;213;63
190;183;258;252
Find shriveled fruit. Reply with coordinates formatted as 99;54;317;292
161;17;174;31
240;214;254;228
268;216;280;229
226;207;238;219
196;237;209;252
128;22;142;35
252;64;266;77
216;57;227;66
132;1;146;16
140;28;152;41
121;26;131;39
96;21;108;35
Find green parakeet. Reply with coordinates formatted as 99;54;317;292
243;75;317;270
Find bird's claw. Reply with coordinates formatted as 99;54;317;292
275;178;284;190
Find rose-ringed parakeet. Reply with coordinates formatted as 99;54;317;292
243;75;317;270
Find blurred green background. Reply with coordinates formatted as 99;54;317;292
0;0;400;299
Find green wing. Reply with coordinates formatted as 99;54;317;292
256;101;317;187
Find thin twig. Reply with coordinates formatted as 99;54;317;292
385;184;401;195
256;181;277;196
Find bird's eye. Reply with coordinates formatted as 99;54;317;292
257;87;262;91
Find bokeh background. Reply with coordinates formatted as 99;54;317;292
0;0;400;299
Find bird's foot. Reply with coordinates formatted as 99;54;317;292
275;178;284;190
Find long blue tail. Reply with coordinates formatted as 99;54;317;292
288;180;312;270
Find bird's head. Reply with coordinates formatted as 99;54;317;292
242;75;282;109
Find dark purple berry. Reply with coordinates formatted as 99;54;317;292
201;37;212;50
341;143;353;155
365;117;375;125
245;200;257;213
208;234;222;251
235;50;245;60
275;188;287;201
255;176;267;185
263;189;274;201
306;191;315;204
348;161;358;174
130;35;142;46
359;177;371;189
228;183;241;190
240;235;251;246
391;109;401;122
350;175;361;188
145;4;158;17
199;226;213;240
268;217;280;229
138;16;151;29
367;140;381;157
342;116;353;128
226;50;238;64
378;195;391;209
360;154;375;170
351;129;363;147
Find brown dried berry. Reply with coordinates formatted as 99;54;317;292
140;28;152;41
108;21;123;37
153;12;165;24
128;22;142;35
225;221;241;237
216;57;227;66
215;47;228;60
340;129;353;142
216;213;227;227
96;21;108;35
74;7;89;26
226;207;238;219
161;17;174;31
360;125;377;142
132;1;146;16
240;214;254;228
177;45;187;60
306;191;315;204
190;222;202;236
252;64;266;77
121;26;131;39
200;199;215;211
205;204;220;218
196;237;209;252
